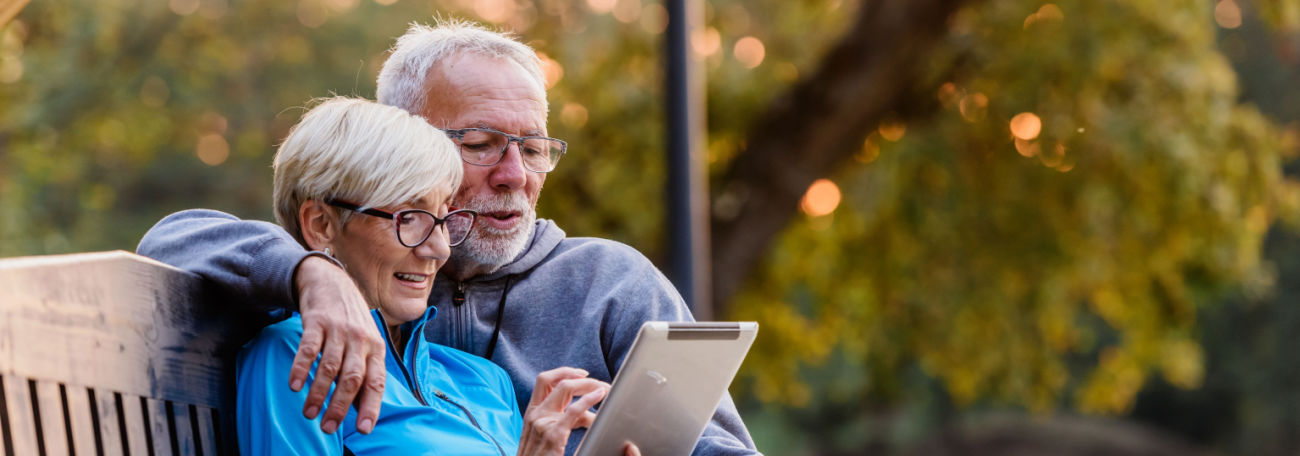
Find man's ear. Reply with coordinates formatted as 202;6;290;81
298;200;337;251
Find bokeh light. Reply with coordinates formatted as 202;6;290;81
1039;142;1065;167
1023;3;1064;29
1215;0;1242;29
1010;112;1042;140
587;0;615;14
733;36;766;69
327;0;357;11
474;0;515;24
937;82;960;108
538;52;564;89
801;179;842;217
879;120;906;142
196;134;230;166
857;137;880;164
613;0;641;24
640;4;668;34
1014;138;1039;157
169;0;199;16
691;27;721;57
561;102;588;128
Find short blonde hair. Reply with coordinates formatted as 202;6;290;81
376;18;547;117
272;96;462;247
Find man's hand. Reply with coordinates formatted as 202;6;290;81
290;256;387;434
517;367;610;456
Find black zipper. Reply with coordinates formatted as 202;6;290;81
433;390;508;456
453;282;467;306
453;282;467;350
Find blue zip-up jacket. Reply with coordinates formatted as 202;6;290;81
236;307;523;455
140;209;759;455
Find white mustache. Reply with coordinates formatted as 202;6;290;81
459;192;530;214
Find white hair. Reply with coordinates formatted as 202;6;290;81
376;18;548;116
272;96;463;247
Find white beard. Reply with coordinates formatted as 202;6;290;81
452;191;536;272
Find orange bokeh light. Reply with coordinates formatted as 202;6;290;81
1023;3;1064;29
587;0;616;14
733;36;766;69
640;4;668;34
474;0;515;24
1215;0;1242;29
613;0;641;23
1014;138;1039;157
560;102;588;128
691;27;721;57
801;179;842;217
1010;112;1042;140
538;53;564;89
879;121;906;142
197;134;230;166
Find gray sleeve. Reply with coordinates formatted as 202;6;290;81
601;250;760;456
136;209;310;311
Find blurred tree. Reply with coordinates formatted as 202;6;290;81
711;0;1298;452
1125;2;1300;455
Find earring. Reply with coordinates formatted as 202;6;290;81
324;247;333;257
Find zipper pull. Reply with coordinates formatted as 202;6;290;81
453;282;466;307
434;390;449;400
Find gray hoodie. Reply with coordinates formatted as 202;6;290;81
137;209;758;455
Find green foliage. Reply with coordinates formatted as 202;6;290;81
726;0;1297;419
0;0;684;259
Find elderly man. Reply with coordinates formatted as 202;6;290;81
138;19;757;455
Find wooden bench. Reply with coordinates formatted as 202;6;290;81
0;251;250;455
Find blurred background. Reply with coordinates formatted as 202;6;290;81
3;0;1300;454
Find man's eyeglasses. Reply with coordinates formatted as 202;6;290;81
325;199;477;247
443;127;567;173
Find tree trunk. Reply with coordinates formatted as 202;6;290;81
710;0;976;315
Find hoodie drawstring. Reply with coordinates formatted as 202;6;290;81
484;276;512;360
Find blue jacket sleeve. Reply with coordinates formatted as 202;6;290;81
236;319;347;456
602;250;761;456
136;209;309;311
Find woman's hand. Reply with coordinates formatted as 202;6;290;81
517;367;610;456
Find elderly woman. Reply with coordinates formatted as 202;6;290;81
236;97;608;455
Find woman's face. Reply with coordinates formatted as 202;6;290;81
331;188;453;325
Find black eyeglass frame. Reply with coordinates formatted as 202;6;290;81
325;199;477;248
442;127;568;173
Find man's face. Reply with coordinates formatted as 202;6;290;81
420;52;549;271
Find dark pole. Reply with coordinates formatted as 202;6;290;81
665;0;712;319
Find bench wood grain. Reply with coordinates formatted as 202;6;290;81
0;251;246;455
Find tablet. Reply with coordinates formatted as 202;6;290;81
575;321;758;456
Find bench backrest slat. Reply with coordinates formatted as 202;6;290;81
1;374;37;456
0;251;242;455
91;387;126;456
65;382;99;454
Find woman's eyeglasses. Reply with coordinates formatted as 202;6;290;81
326;199;477;247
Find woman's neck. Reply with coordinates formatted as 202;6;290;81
387;324;406;352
